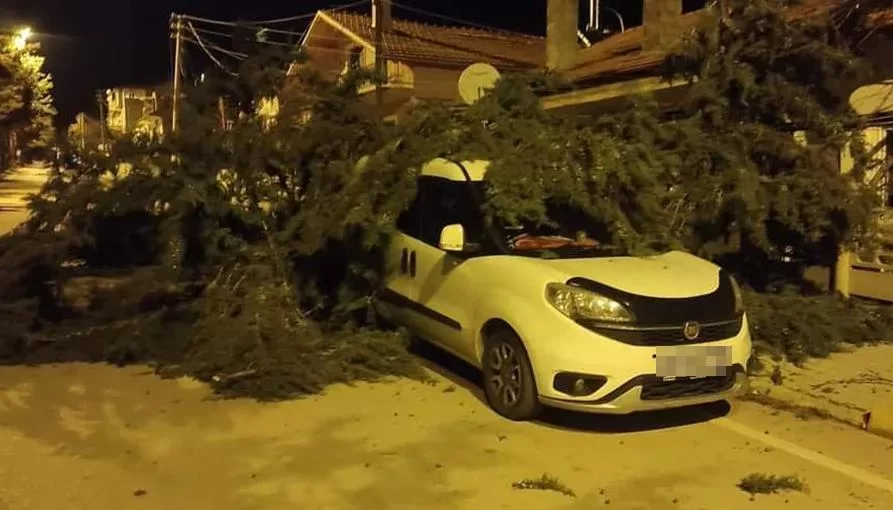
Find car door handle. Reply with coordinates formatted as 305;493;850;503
401;249;409;274
409;250;417;278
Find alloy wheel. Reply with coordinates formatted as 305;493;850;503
487;341;523;408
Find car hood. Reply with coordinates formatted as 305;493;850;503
539;250;721;298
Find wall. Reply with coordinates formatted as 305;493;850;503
302;20;360;81
643;0;686;51
411;65;462;102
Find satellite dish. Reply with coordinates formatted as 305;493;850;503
458;63;501;105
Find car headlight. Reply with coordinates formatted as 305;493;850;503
730;275;744;315
545;282;634;323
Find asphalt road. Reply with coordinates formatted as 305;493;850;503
0;361;892;510
0;165;50;235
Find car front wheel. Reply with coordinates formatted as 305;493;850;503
482;328;542;421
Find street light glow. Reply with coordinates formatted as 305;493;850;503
13;27;32;50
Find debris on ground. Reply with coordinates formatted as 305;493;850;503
511;473;576;498
737;473;807;496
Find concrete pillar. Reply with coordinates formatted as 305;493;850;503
834;250;851;299
547;0;579;72
643;0;684;51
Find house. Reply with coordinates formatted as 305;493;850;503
105;85;171;140
288;3;545;117
105;87;157;135
541;0;893;301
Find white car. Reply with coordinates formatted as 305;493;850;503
373;158;752;421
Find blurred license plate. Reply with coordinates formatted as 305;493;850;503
655;346;731;379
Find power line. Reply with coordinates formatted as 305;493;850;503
188;19;308;39
180;14;238;27
242;0;368;24
240;12;316;24
192;26;304;47
250;26;309;37
182;36;248;60
389;2;519;34
187;22;236;74
180;0;368;29
191;26;233;39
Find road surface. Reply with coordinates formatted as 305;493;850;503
0;360;892;510
0;165;50;235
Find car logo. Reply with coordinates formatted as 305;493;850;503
682;321;701;341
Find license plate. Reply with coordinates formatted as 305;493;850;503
655;346;732;379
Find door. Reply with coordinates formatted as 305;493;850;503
410;176;490;360
374;187;424;327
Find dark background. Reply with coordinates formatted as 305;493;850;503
2;0;651;126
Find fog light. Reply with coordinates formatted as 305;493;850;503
553;372;608;397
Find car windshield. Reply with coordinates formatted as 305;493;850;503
470;183;623;260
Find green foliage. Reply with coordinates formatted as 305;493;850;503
663;0;880;269
1;0;890;396
744;287;893;364
0;36;56;169
2;265;426;400
0;42;442;397
402;74;680;255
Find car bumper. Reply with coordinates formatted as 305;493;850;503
539;368;747;414
525;314;753;415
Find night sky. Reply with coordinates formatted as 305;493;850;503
2;0;645;126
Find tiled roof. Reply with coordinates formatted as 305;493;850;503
319;9;545;70
568;0;893;85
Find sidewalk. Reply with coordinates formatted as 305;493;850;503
0;164;51;235
747;343;893;434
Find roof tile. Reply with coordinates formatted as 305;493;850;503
321;10;545;70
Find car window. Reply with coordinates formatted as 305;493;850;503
417;177;484;248
396;188;423;238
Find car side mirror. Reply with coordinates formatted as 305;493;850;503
439;224;465;252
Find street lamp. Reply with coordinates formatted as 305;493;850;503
12;27;32;50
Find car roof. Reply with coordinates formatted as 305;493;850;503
420;158;489;182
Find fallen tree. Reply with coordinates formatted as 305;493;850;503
0;1;890;398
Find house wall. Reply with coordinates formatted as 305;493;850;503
303;20;361;81
410;65;462;102
106;88;157;135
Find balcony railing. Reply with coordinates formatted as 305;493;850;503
344;59;415;94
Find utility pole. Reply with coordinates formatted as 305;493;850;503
77;113;86;151
218;96;227;130
372;0;384;109
171;14;184;133
96;90;107;150
371;0;393;111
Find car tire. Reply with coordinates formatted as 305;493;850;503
482;328;542;421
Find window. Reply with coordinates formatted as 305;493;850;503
396;188;423;239
397;176;485;248
347;46;363;71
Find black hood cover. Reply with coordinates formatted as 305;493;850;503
566;269;738;327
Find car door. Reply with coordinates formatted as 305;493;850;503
409;177;488;361
374;187;424;328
